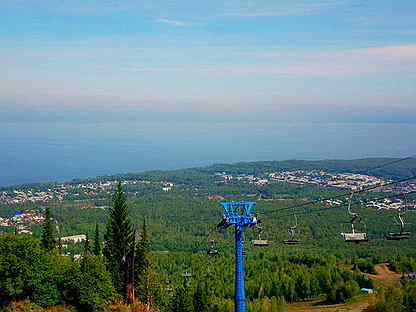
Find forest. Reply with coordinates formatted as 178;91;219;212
1;158;416;311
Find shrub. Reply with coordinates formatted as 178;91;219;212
77;256;116;312
327;280;360;304
0;235;60;307
0;235;116;311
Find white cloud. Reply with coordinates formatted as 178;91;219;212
156;18;192;27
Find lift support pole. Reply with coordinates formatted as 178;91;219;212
218;201;258;312
235;225;245;312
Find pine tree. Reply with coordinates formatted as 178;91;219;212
84;233;91;255
193;281;208;312
56;223;63;255
57;236;63;255
103;182;133;297
170;282;193;312
136;219;150;277
78;255;116;311
41;206;55;251
135;218;157;306
139;218;149;250
93;223;101;256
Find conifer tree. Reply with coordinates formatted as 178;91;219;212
193;281;208;312
103;182;133;297
57;236;63;255
93;223;101;256
170;281;193;312
55;221;63;255
135;218;157;306
41;206;55;251
84;233;91;255
135;219;150;275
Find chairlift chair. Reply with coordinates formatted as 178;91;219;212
385;208;411;240
341;192;368;243
207;239;220;256
252;226;271;247
283;214;300;245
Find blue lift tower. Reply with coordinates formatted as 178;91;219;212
218;201;258;312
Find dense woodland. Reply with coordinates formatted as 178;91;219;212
1;158;416;311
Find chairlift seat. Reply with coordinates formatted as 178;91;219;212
283;239;300;245
207;249;219;256
385;232;411;240
252;239;271;247
207;240;219;256
341;232;368;243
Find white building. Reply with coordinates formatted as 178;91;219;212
61;234;86;244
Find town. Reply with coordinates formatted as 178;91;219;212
215;170;416;193
268;170;388;190
1;170;416;209
0;209;44;235
0;179;175;206
215;170;390;189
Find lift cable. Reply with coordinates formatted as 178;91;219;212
266;155;415;215
274;189;416;220
166;176;416;227
269;173;416;217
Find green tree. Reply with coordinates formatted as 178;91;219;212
372;286;405;312
403;282;416;312
54;254;81;306
170;282;193;312
135;218;157;307
135;219;150;283
78;255;116;312
193;281;208;312
103;182;133;297
57;235;63;255
41;206;55;251
0;235;60;307
328;280;360;304
84;233;91;256
93;223;101;256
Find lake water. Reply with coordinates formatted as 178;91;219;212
1;121;415;187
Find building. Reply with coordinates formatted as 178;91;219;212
361;288;374;294
403;273;416;281
61;234;86;244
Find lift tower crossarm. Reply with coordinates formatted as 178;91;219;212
218;201;258;312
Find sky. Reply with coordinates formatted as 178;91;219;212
1;0;415;123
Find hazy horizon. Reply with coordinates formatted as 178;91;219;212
2;1;416;186
1;121;415;187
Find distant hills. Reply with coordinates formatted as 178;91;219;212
201;157;416;178
2;157;415;190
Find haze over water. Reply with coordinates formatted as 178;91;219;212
2;2;416;188
1;121;415;187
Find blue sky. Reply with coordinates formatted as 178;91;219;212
1;0;415;122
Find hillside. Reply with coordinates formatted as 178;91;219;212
2;157;415;192
1;157;416;312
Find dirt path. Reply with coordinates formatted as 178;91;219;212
287;297;373;312
366;263;401;285
281;263;400;312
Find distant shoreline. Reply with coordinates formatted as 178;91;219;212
1;156;413;190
